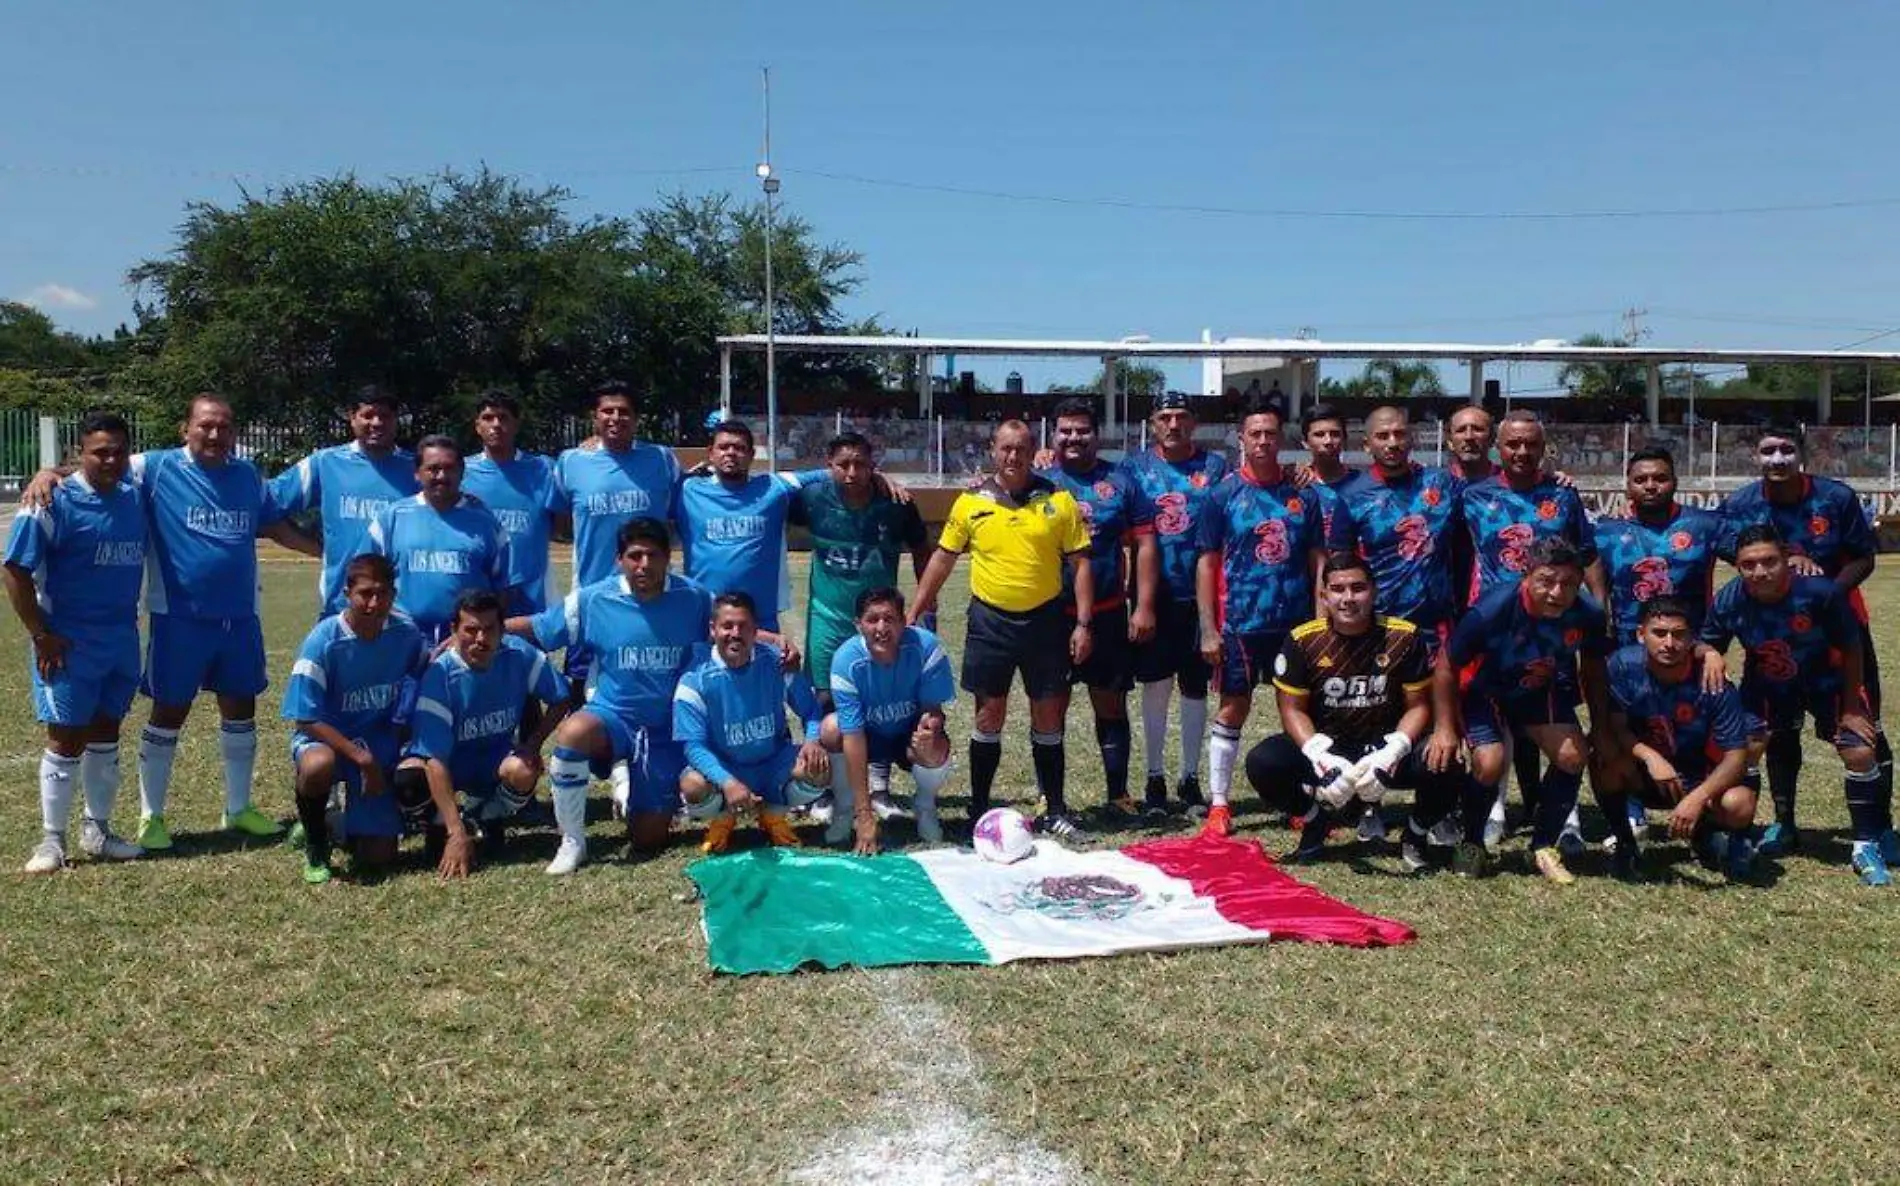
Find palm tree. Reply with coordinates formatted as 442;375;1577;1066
1556;333;1646;403
1359;359;1447;401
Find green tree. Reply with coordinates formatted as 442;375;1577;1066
1359;359;1446;400
1555;333;1647;403
1049;359;1169;396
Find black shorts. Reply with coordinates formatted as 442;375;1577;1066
963;597;1071;701
1070;605;1133;693
1859;619;1883;714
1132;595;1211;696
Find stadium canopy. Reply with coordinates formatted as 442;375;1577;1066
717;332;1900;429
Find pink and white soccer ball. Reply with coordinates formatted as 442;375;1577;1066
972;808;1035;864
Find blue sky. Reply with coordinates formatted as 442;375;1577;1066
7;0;1900;393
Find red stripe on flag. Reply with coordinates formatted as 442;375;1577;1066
1122;833;1416;948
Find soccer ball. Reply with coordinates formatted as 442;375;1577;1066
972;808;1035;864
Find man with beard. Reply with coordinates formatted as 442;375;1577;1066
1039;398;1159;821
367;436;513;645
1718;424;1885;859
1121;392;1231;814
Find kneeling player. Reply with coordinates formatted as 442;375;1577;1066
1439;538;1613;884
396;590;570;877
821;587;956;854
1246;553;1447;870
283;554;428;884
673;592;831;853
1594;598;1756;881
1702;525;1891;884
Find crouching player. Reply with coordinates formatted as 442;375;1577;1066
1438;538;1612;884
673;592;830;853
822;587;956;854
395;590;571;877
1246;553;1446;870
283;554;428;884
1701;525;1891;884
1592;597;1756;881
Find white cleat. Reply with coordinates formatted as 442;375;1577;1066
1427;817;1461;848
870;791;910;821
806;797;834;826
80;819;143;862
24;839;66;874
545;836;587;876
1482;815;1507;854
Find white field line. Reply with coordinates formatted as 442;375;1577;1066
791;969;1082;1186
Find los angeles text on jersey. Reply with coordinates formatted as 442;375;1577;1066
612;644;686;671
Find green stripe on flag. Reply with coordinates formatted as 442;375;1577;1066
688;849;990;974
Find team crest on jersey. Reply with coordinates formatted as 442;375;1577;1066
1094;480;1116;498
1562;628;1584;647
1670;531;1693;551
1674;701;1697;724
1537;500;1559;520
1423;485;1443;507
1809;514;1829;537
1317;655;1334;668
1190;472;1209;488
1285;497;1303;515
1791;613;1813;634
1375;653;1390;668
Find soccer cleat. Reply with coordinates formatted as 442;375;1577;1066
1610;842;1645;884
758;811;801;848
1400;833;1432;874
1175;775;1206;815
700;815;738;855
1849;841;1891;887
1427;817;1461;848
1286;829;1329;864
1201;804;1234;837
1453;841;1491;879
1878;828;1900;867
1724;832;1758;882
1756;821;1800;858
1101;796;1142;826
805;796;834;826
222;805;285;838
1557;825;1587;859
545;835;587;875
870;791;910;822
1532;846;1576;886
300;858;332;885
1626;801;1650;844
1035;811;1086;840
1481;815;1506;854
24;839;66;874
1356;806;1386;845
135;814;173;852
1141;775;1170;819
79;819;143;862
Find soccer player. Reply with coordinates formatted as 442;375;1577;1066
510;517;710;874
1436;538;1612;884
462;391;559;617
547;380;680;594
911;419;1095;836
1701;525;1891;883
1249;553;1445;870
396;590;571;877
368;435;512;643
1718;424;1886;859
25;394;320;848
1589;447;1723;646
3;412;148;871
1445;405;1498;485
1293;402;1362;541
1039;398;1159;820
1594;597;1755;881
271;385;420;616
1121;391;1231;812
282;554;429;884
673;592;831;854
822;587;956;853
1194;397;1329;837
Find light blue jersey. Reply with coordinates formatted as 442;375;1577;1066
367;493;511;635
547;443;680;590
674;470;821;632
271;442;419;614
829;627;955;739
673;641;822;786
462;449;557;614
130;448;282;619
282;612;427;751
530;573;710;730
4;474;146;630
410;635;568;786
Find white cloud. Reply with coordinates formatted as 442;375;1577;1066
19;283;99;312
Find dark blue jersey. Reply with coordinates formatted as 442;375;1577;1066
1719;475;1875;623
1120;446;1230;602
1457;475;1596;603
1447;579;1609;699
1196;468;1325;636
1701;574;1860;717
1592;504;1724;645
1606;644;1748;784
1041;459;1153;610
1333;464;1463;629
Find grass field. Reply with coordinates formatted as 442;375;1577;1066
3;551;1899;1185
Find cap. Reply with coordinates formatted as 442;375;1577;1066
1153;391;1192;411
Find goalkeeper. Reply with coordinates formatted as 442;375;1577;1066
1244;552;1450;871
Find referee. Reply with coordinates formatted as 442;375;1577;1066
912;419;1096;836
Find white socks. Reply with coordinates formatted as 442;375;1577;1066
138;725;180;817
80;742;119;825
1180;697;1207;778
1140;680;1172;777
39;751;79;840
1208;723;1242;807
219;720;258;815
912;759;952;843
549;750;591;843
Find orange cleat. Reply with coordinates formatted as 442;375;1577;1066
758;810;802;848
1201;804;1235;837
700;814;738;855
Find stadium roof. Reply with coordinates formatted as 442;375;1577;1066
716;333;1900;366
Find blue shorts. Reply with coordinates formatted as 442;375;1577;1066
1751;689;1880;749
864;725;919;769
143;614;269;704
32;630;140;727
291;732;404;838
1218;630;1288;698
578;703;686;815
402;743;511;794
703;745;799;808
1463;685;1580;749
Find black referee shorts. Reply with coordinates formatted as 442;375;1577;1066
1132;594;1211;697
1069;605;1133;693
963;597;1071;701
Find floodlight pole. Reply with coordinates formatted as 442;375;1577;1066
759;67;780;472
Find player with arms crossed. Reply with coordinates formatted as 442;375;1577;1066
1702;524;1891;884
282;555;428;884
1195;397;1329;837
821;587;956;853
3;412;149;871
395;589;571;878
673;592;830;854
1593;597;1756;882
368;435;512;643
1251;553;1448;870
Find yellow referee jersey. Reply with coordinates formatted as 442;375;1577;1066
938;476;1090;612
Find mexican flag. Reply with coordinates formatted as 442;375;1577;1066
688;834;1415;975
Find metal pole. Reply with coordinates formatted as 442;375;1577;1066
1867;363;1875;431
718;346;732;419
1622;421;1631;473
1890;422;1897;489
1709;421;1718;485
1433;419;1444;466
936;415;944;482
759;66;780;472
